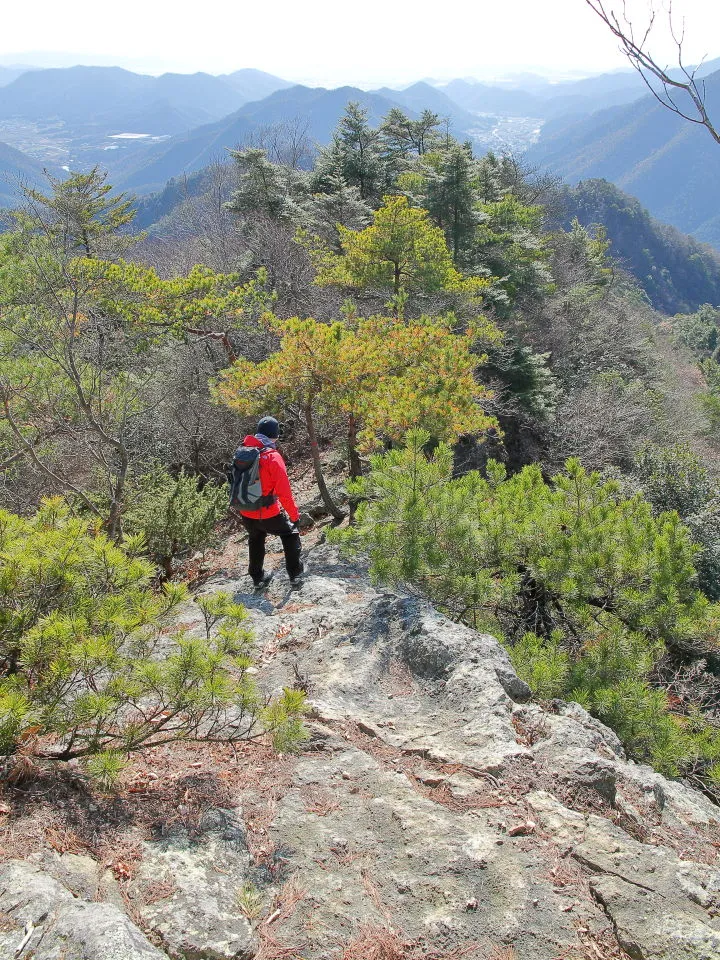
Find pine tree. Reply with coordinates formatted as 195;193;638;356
212;315;497;517
380;108;441;158
226;148;305;221
23;165;136;259
314;102;384;202
122;468;228;579
0;500;307;783
424;143;479;266
473;194;554;313
299;173;372;248
0;195;269;536
333;433;720;784
313;194;492;299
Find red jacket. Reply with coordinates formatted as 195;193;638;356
238;435;300;523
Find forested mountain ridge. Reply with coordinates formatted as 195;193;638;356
0;140;57;207
132;160;720;318
443;56;720;119
528;68;720;248
220;67;293;102
373;80;480;129
559;178;720;314
3;58;720;238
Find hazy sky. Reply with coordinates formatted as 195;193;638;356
2;0;719;86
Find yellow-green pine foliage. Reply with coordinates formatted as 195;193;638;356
0;501;307;781
212;313;498;452
313;194;493;297
122;468;228;578
22;165;137;259
334;432;720;784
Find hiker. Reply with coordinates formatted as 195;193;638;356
229;416;304;589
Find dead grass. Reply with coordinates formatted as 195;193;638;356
571;924;635;960
511;712;549;746
138;876;178;905
542;851;588;892
360;867;392;922
337;925;482;960
0;910;20;933
301;785;341;817
338;925;407;960
613;779;720;865
254;875;309;960
340;721;510;816
0;740;296;879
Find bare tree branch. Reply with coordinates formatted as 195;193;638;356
584;0;720;144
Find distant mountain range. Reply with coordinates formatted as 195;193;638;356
375;81;480;129
527;69;720;248
440;74;646;119
0;65;291;133
0;65;32;87
0;62;660;194
0;66;293;202
115;84;413;193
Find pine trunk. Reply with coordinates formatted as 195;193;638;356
305;404;345;521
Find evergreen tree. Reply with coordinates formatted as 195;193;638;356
473;194;554;313
122;467;228;579
424;143;479;265
334;433;720;783
380;108;441;158
313;194;492;299
226;148;305;221
632;443;720;600
673;304;720;358
299;173;372;248
0;500;307;784
316;102;384;202
0;190;268;536
213;315;497;516
23;165;136;259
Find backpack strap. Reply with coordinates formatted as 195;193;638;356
257;446;278;508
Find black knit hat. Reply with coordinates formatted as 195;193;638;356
257;416;280;439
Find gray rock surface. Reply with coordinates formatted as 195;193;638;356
0;859;169;960
3;542;720;959
201;543;720;958
576;817;720;959
131;808;257;960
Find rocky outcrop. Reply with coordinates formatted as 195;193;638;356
575;819;720;960
2;543;719;959
0;859;167;960
131;808;257;960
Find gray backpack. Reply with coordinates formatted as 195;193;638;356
228;445;276;512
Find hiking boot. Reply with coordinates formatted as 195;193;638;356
253;570;274;591
289;562;306;587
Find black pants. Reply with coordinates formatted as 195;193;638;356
241;513;303;582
